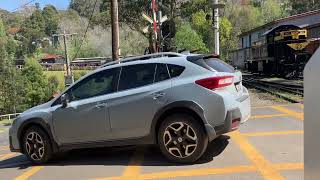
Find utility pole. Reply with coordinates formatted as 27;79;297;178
213;0;220;55
52;31;77;86
110;0;120;61
210;0;225;56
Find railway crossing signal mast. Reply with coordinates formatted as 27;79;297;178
142;0;174;54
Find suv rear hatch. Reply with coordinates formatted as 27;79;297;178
187;55;244;98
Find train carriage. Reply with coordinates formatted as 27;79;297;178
246;25;315;78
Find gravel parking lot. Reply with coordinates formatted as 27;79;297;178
0;103;303;180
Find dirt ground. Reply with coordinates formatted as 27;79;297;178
248;88;289;107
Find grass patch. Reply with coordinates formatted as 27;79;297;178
0;118;11;126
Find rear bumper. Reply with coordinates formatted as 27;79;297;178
214;107;242;136
212;87;251;138
237;87;251;123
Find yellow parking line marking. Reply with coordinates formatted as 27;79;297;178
243;130;304;137
90;162;303;180
252;104;292;109
0;153;17;160
273;163;304;170
271;106;303;120
15;166;44;180
141;165;256;179
250;114;288;119
298;104;304;109
93;148;146;180
122;147;145;178
230;131;284;180
0;146;9;151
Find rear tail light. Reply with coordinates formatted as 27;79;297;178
231;118;241;130
195;76;234;90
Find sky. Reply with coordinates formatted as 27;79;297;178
0;0;70;12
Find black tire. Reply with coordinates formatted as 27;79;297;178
22;126;52;164
158;113;208;163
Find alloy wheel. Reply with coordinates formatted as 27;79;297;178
25;132;45;161
163;122;198;158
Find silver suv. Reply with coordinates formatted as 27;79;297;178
9;52;251;164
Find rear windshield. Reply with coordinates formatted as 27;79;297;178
192;58;235;73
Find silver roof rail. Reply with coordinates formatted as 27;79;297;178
100;52;185;68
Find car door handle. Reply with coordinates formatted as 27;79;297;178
95;103;107;109
152;92;166;100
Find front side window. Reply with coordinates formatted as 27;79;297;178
118;64;156;91
69;68;120;101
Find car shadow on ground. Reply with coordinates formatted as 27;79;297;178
0;135;230;169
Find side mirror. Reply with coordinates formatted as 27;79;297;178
61;94;69;108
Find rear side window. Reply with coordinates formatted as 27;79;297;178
167;64;185;78
155;64;170;82
118;64;156;91
192;58;235;73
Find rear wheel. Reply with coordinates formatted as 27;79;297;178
158;113;208;163
23;126;52;164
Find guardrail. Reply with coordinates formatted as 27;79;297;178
0;113;21;125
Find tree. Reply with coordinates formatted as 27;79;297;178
69;0;102;18
261;0;286;23
21;58;50;109
19;9;46;55
219;17;237;61
0;18;23;114
191;10;213;51
289;0;320;15
175;23;208;53
42;5;59;36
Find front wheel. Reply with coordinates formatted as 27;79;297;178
158;114;208;163
23;126;52;164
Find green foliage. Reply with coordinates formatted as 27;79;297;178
289;0;320;15
220;17;237;61
44;70;90;91
0;18;23;114
5;36;18;56
74;70;89;81
191;11;213;51
69;0;102;18
120;29;149;56
44;71;66;91
0;20;5;37
175;24;208;53
20;58;50;109
261;0;289;23
47;75;60;95
19;10;46;55
42;5;59;36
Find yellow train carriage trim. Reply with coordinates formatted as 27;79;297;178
287;41;310;51
274;30;308;41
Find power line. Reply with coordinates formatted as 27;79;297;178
71;0;99;62
11;0;37;12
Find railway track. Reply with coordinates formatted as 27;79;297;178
243;78;303;103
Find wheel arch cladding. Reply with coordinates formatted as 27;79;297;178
153;101;207;143
18;118;58;153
